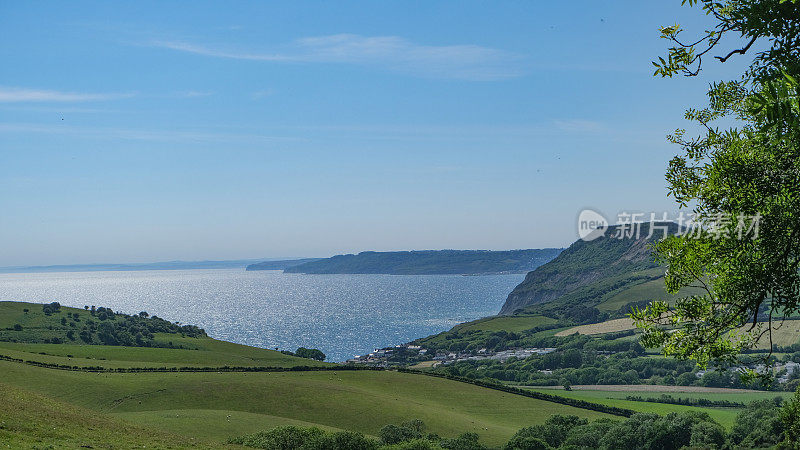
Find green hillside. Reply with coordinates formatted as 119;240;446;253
500;223;675;315
0;301;321;368
0;382;221;448
279;248;563;275
0;301;619;448
0;357;613;447
498;223;706;324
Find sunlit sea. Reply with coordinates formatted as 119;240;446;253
0;269;524;361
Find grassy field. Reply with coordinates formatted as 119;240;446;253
0;381;224;449
552;314;800;350
0;301;622;447
745;319;800;349
0;359;614;447
595;278;674;312
555;318;637;336
524;386;792;429
0;335;326;369
451;315;557;333
0;300;324;368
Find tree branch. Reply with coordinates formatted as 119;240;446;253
715;36;758;63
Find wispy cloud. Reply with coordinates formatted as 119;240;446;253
0;87;133;103
150;34;525;81
0;122;300;144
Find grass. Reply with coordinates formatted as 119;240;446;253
550;314;800;350
523;386;792;429
0;335;326;369
596;278;695;312
111;409;351;442
451;315;557;333
555;318;637;337
745;319;800;349
0;300;324;368
0;359;614;447
0;381;222;449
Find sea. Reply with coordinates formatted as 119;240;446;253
0;269;525;362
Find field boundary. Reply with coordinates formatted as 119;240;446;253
396;368;635;417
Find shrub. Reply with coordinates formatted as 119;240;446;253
42;302;61;315
781;386;800;446
439;432;486;450
295;347;326;361
228;426;325;449
562;419;617;449
729;398;786;448
228;426;378;450
689;421;726;448
380;424;422;445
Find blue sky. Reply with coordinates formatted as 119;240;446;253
0;1;750;266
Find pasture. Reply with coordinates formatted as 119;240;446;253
524;385;792;429
0;359;615;447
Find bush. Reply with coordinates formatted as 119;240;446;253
13;324;22;331
295;347;326;361
383;439;442;449
229;426;380;450
729;398;786;448
561;419;617;449
505;415;588;449
504;435;549;450
689;421;726;448
380;424;423;445
781;386;800;446
229;426;324;449
307;430;378;450
439;432;486;450
42;302;61;315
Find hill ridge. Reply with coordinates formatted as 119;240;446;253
500;223;676;315
273;248;564;275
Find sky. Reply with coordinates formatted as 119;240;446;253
0;1;752;266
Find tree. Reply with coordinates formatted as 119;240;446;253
729;398;786;448
439;432;486;450
379;424;421;445
633;0;800;377
294;347;326;361
42;302;61;315
689;421;726;448
781;387;800;446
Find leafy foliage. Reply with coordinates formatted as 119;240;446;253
229;426;378;450
292;347;327;361
634;0;800;380
652;0;800;79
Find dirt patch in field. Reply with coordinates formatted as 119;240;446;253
527;384;764;393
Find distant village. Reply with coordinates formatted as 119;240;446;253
346;343;557;368
346;342;800;389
